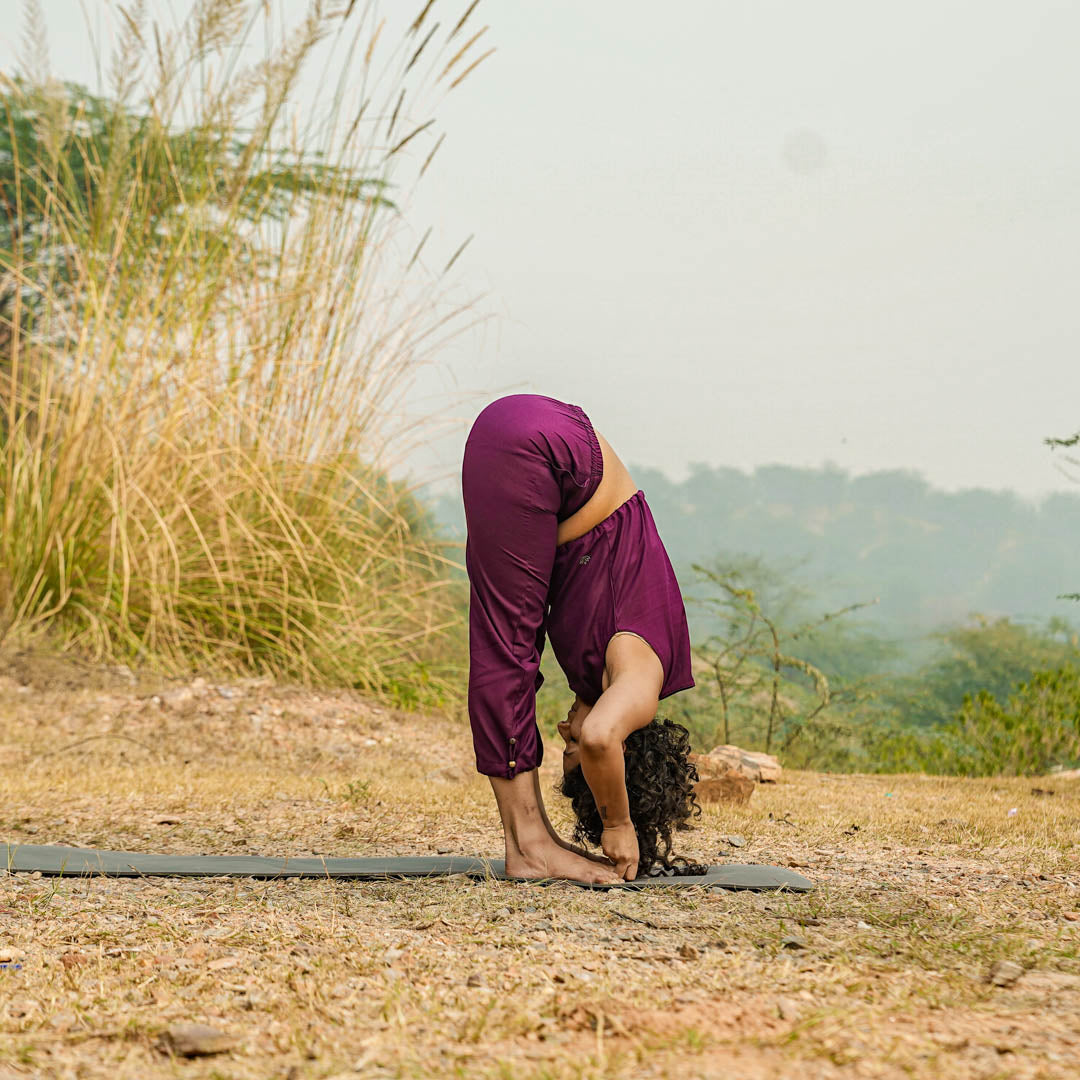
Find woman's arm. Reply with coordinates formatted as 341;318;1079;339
578;672;659;878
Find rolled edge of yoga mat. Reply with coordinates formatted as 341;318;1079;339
2;843;813;892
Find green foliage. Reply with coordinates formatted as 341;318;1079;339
875;664;1080;777
341;778;373;804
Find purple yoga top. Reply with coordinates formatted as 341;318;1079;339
545;489;696;706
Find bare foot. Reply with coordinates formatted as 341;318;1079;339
506;842;623;885
563;843;618;868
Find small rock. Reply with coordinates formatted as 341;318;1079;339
160;1023;237;1057
0;948;27;963
435;846;453;855
988;960;1023;987
216;686;236;699
696;745;782;782
1062;911;1080;922
466;973;484;987
857;920;872;930
688;757;755;805
678;943;700;960
383;949;405;964
780;935;807;950
153;815;182;825
724;834;747;848
776;997;802;1021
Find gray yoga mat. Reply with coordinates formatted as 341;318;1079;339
3;842;811;891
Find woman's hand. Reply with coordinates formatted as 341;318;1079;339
600;821;639;880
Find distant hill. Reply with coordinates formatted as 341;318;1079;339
422;461;1080;657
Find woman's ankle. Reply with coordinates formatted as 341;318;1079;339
504;820;559;860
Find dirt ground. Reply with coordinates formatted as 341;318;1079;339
1;645;1079;1079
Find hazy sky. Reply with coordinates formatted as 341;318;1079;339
6;1;1079;504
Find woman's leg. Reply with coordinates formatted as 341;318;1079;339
462;396;618;883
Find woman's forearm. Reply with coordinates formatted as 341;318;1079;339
579;740;631;827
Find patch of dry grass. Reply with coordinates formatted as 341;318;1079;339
1;655;1079;1079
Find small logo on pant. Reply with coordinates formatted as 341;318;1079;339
579;554;591;566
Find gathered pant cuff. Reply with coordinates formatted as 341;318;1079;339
475;756;539;780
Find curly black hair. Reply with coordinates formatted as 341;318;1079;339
556;715;708;877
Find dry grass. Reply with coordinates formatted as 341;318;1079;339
2;651;1079;1079
1;1;478;695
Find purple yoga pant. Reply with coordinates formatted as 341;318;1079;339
461;393;695;779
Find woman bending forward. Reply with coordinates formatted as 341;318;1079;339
461;393;702;884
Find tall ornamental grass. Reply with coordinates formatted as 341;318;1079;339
0;0;490;703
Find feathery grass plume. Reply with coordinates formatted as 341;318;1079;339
439;26;487;82
410;0;438;35
0;2;487;707
443;233;472;273
448;0;480;40
419;131;444;176
110;1;148;106
18;0;50;88
447;47;494;90
406;23;440;74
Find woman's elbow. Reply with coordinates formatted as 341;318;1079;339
579;724;619;757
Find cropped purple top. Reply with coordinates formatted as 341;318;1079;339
545;489;696;706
